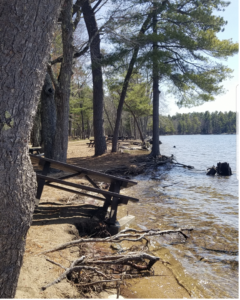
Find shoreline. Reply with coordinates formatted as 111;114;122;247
16;140;192;299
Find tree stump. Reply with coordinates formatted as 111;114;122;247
216;162;232;176
206;166;217;176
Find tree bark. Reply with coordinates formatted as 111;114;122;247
124;102;144;142
51;0;74;162
111;14;152;152
0;0;63;297
30;103;42;147
151;4;160;157
104;105;114;134
41;73;56;159
81;0;106;156
80;103;85;139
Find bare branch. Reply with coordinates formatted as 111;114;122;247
42;252;159;290
42;228;192;254
93;0;108;14
92;0;103;12
41;265;100;290
45;257;67;270
77;279;122;287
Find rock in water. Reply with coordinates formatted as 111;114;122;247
216;162;232;176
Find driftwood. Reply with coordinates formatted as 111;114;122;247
42;228;192;254
206;166;217;176
172;161;194;169
42;252;159;290
156;157;173;165
41;227;193;293
42;256;86;290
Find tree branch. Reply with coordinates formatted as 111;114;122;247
92;0;102;12
42;228;193;254
73;9;82;31
42;252;159;290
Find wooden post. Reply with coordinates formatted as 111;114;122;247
108;181;122;225
35;161;51;205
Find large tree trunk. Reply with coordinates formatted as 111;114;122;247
30;103;42;147
0;0;62;297
111;14;152;152
51;0;74;162
41;73;56;159
81;0;106;156
151;5;160;157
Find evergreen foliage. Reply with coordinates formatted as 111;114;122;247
160;111;236;135
69;83;93;137
106;0;238;107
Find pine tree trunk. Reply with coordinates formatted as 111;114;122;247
81;0;106;156
52;0;74;162
111;14;152;152
0;0;62;297
69;118;72;136
104;105;114;134
124;102;144;142
30;103;42;147
151;5;160;157
41;73;56;159
81;103;85;139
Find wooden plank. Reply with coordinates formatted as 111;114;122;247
85;174;100;189
37;174;139;203
44;183;128;205
30;154;137;188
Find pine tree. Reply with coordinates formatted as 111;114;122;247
106;0;238;153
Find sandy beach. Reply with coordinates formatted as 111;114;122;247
15;140;190;299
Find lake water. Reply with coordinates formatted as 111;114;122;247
127;135;238;298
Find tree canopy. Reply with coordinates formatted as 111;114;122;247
105;0;238;107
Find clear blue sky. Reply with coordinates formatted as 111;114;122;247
166;0;239;116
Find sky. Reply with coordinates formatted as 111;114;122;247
166;0;239;116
